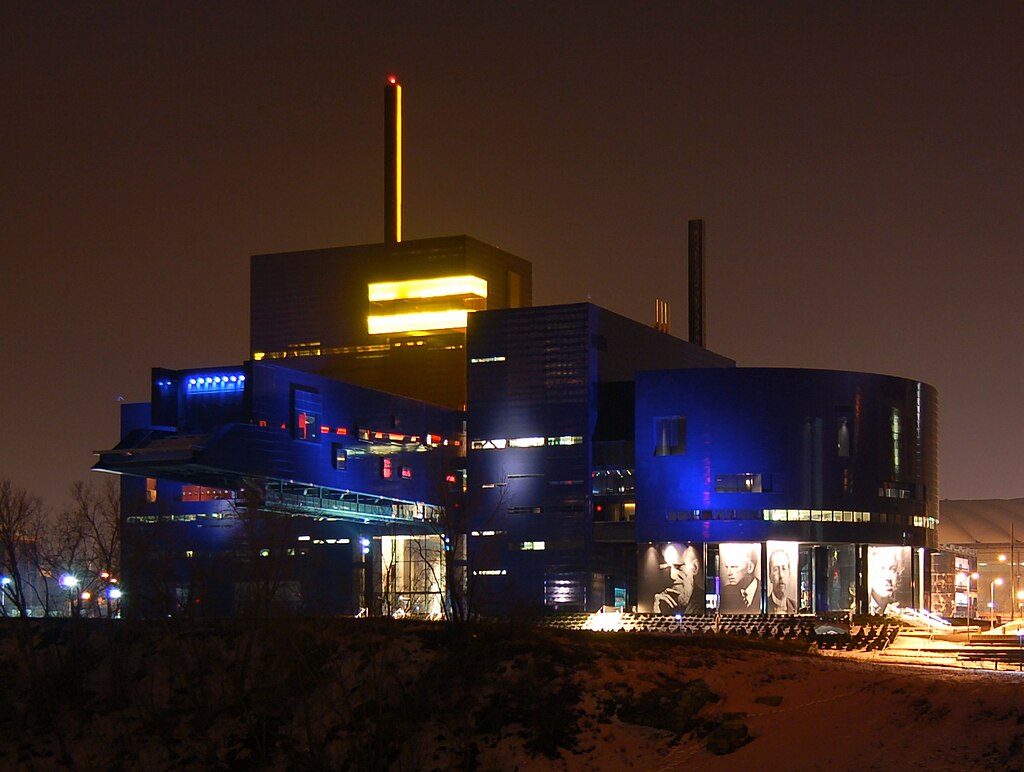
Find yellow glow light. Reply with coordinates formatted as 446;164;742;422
583;609;624;632
368;309;469;335
395;82;401;242
508;437;545;448
368;275;488;302
253;352;265;361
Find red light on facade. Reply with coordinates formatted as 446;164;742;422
337;427;347;435
382;458;393;479
388;75;397;84
595;504;603;512
258;420;267;427
322;426;331;433
280;423;287;430
401;467;412;479
389;433;405;442
446;474;457;483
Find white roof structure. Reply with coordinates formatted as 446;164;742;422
938;499;1024;545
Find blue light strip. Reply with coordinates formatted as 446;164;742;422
184;373;245;392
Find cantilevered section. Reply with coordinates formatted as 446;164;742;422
94;361;462;529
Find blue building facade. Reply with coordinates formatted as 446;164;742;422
464;303;733;614
97;361;463;617
635;368;938;615
97;242;941;619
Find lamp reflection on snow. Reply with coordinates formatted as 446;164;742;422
583;608;624;632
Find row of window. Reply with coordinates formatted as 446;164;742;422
470;435;584;450
127;512;238;524
481;478;584;489
662;509;937;529
654;411;906;470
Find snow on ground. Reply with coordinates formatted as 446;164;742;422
1;621;1021;771
537;634;1024;772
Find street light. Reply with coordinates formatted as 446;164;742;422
999;554;1011;622
59;575;80;618
991;577;1005;630
960;571;981;642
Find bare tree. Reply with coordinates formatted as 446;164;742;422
232;481;295;619
67;479;122;617
0;477;47;619
406;470;511;622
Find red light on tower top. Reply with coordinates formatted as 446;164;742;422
388;76;397;84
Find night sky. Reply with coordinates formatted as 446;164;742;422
3;3;1022;506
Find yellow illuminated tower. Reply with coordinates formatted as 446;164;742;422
384;76;402;244
249;78;532;408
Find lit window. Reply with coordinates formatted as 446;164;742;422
546;435;583;446
332;444;347;471
715;473;769;493
509;436;545;448
291;385;322;442
521;541;546;551
368;275;487;302
891;408;901;478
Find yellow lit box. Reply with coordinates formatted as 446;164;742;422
367;275;488;334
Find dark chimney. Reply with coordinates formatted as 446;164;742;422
384;76;402;243
688;219;705;347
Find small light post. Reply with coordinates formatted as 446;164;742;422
991;577;1004;630
108;587;122;619
60;574;79;618
960;571;980;642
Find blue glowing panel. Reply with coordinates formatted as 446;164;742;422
185;373;246;393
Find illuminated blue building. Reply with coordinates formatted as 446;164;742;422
95;80;942;620
464;303;732;614
634;368;938;615
97;360;463;617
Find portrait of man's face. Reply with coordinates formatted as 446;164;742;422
769;550;790;596
720;544;755;586
869;547;903;602
642;543;705;614
661;544;700;591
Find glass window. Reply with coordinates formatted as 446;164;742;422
291;385;322;442
715;473;770;493
837;417;851;457
332;444;347;471
654;416;686;456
